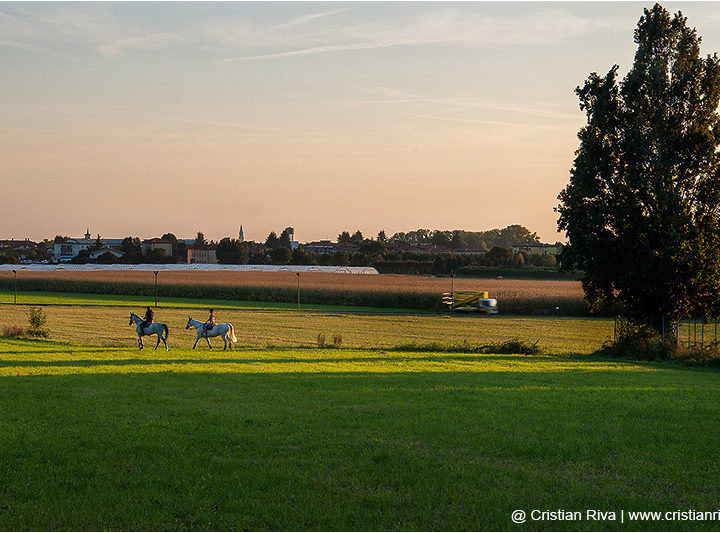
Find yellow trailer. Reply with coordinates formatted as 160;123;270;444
442;290;498;313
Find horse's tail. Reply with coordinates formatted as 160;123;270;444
229;324;237;343
163;323;169;340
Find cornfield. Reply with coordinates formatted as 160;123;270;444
0;270;587;314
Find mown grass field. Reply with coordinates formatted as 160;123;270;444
0;290;430;314
0;297;719;531
0;299;610;353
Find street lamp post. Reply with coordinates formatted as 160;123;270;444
450;272;455;314
296;272;300;311
12;269;17;305
153;271;159;308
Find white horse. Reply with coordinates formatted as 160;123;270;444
129;312;169;350
186;317;237;350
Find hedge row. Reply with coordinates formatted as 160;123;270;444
455;266;582;280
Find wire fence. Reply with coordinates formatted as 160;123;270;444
614;316;720;348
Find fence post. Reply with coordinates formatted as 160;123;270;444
676;316;679;345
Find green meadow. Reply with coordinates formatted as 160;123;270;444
0;289;428;314
0;296;719;530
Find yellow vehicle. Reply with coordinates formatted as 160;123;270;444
442;290;498;313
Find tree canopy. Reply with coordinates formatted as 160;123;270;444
391;225;538;250
216;238;249;264
194;232;207;246
557;3;720;318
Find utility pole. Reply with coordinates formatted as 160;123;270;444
450;272;455;314
296;272;300;311
153;271;159;308
12;269;17;305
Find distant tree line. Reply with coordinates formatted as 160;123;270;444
238;224;555;274
16;224;556;276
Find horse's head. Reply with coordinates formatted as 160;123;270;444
186;317;193;330
129;313;134;325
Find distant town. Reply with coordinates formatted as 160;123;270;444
0;225;561;275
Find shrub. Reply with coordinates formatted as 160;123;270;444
392;338;541;355
597;320;676;361
671;342;720;366
496;338;541;355
2;325;25;338
316;333;326;348
332;334;343;347
26;307;49;338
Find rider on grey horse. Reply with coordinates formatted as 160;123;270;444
139;306;154;333
203;309;216;335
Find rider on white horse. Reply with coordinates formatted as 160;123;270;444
129;310;169;350
203;309;216;336
139;306;154;334
186;313;237;350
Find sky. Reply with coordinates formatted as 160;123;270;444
2;1;720;244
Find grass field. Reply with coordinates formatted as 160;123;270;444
0;301;611;353
0;290;429;314
1;298;718;531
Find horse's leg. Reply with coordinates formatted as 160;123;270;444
193;335;200;349
206;335;212;349
155;333;160;350
138;335;144;350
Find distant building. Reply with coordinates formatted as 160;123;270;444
238;225;244;242
141;238;173;256
88;247;124;260
52;229;123;262
304;240;335;254
0;239;40;262
0;239;37;252
446;246;487;256
187;244;218;264
512;242;562;256
283;227;299;250
54;239;91;262
386;241;418;254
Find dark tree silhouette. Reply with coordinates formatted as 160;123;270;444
557;4;720;318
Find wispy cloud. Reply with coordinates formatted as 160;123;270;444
215;36;460;64
214;8;627;64
0;4;627;64
270;7;353;31
358;87;582;122
98;32;187;57
0;10;20;20
0;38;80;61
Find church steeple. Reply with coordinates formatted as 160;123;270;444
85;227;91;240
238;225;244;242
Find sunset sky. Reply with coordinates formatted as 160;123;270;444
2;1;720;244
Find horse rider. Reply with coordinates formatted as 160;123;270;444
203;308;216;335
139;306;154;333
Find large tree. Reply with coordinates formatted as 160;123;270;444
216;238;249;264
557;4;720;318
